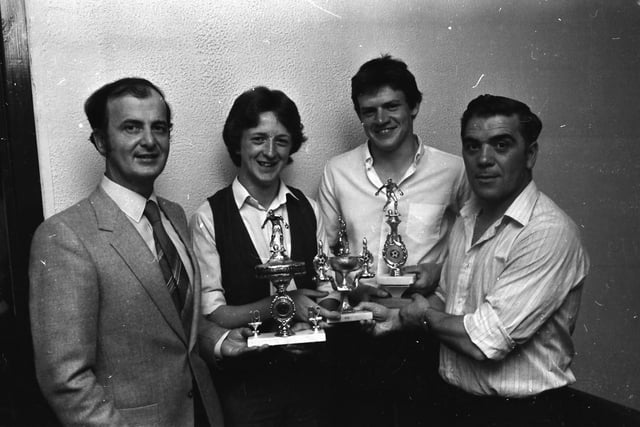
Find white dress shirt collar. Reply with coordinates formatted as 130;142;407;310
461;181;539;227
100;175;159;221
362;135;426;168
231;176;298;212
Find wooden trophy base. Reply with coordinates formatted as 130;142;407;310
247;329;326;347
326;310;373;324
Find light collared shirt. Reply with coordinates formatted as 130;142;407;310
190;178;333;316
318;137;470;280
436;181;590;397
100;175;194;285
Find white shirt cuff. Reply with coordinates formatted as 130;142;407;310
213;329;232;359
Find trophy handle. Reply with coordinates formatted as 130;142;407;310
353;269;363;289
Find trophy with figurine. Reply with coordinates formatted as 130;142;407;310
359;237;376;279
247;211;326;347
314;217;373;323
375;179;415;297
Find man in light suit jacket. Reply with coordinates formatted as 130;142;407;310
29;78;249;426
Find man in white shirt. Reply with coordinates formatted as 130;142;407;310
319;55;470;290
358;94;590;426
318;55;470;426
29;78;250;427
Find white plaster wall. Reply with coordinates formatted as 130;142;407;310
25;0;521;218
24;0;640;411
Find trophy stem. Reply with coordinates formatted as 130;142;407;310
272;280;295;337
339;291;355;313
276;319;293;336
338;275;351;290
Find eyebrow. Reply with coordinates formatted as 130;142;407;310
249;131;290;138
462;133;515;143
488;133;516;143
119;118;143;126
117;119;169;129
361;100;401;109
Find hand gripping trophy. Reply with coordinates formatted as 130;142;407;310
249;210;326;346
376;179;414;287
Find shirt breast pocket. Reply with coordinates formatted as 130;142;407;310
404;203;446;246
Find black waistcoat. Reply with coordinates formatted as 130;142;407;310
208;185;318;307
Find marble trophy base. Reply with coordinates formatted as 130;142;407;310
377;273;415;286
378;274;416;306
247;329;326;347
326;310;373;324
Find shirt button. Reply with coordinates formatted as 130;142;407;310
187;390;193;398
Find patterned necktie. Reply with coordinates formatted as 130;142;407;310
143;200;189;312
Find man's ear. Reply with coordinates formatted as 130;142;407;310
410;102;421;120
92;131;108;157
526;141;538;170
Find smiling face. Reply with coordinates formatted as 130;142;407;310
462;114;538;216
237;111;292;200
357;86;419;157
94;90;170;197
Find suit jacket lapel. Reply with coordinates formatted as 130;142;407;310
90;188;188;345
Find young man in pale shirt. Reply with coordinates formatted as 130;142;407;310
317;55;470;426
359;94;590;426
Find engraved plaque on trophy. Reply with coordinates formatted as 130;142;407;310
323;217;373;323
247;211;326;347
375;179;415;294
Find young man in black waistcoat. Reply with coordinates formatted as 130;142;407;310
189;86;340;427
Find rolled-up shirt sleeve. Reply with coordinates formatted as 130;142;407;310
464;303;515;360
463;219;588;360
189;203;227;316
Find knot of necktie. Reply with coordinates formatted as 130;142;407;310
144;200;162;224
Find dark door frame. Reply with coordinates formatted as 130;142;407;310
1;0;55;424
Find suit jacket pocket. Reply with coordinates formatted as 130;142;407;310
119;402;159;427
